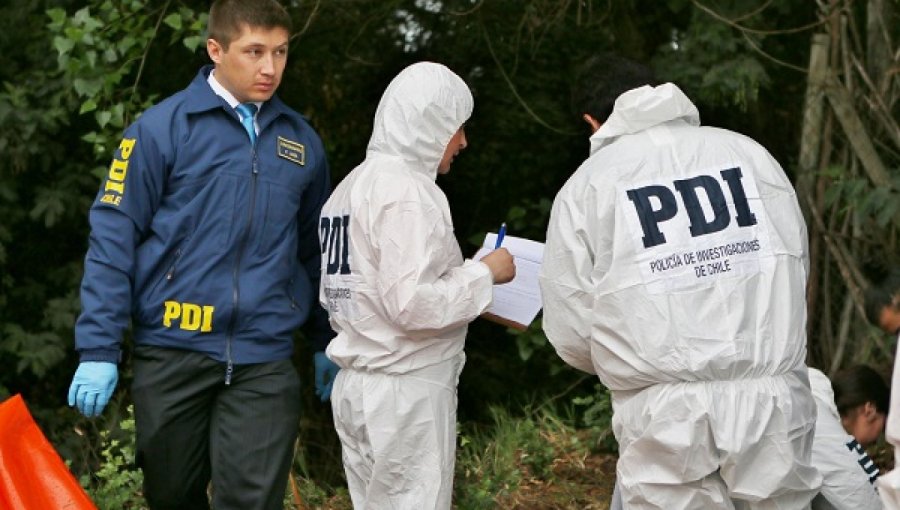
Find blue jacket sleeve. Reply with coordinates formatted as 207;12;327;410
74;121;167;362
298;142;335;352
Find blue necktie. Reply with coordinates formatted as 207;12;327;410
235;103;257;144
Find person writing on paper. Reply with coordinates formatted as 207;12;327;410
539;53;820;508
865;269;900;508
317;62;515;509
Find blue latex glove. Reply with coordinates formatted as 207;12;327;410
313;351;340;402
67;361;118;417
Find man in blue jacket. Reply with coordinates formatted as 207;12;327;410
66;1;338;508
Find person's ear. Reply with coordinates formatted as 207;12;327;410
862;401;879;422
582;114;602;133
207;38;223;63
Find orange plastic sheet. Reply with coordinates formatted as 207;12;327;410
0;394;97;510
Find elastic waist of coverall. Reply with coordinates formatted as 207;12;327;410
609;366;809;407
344;352;465;393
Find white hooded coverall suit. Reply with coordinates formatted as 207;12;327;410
807;368;881;510
318;62;494;509
877;330;900;509
539;83;822;509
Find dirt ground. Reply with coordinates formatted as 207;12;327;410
309;449;618;510
309;436;893;509
494;450;618;510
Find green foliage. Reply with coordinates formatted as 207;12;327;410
572;384;617;452
823;167;900;230
0;0;210;485
455;405;596;508
80;406;147;510
0;0;893;502
1;324;67;378
456;407;538;508
513;320;548;362
47;2;206;158
653;5;772;111
292;476;351;509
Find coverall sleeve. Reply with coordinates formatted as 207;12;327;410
74;122;167;362
298;150;336;352
373;199;492;335
539;189;597;375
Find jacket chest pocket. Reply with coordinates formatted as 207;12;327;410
256;172;305;251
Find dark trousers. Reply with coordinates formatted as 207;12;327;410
132;345;301;510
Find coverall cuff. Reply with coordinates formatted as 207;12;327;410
465;258;493;283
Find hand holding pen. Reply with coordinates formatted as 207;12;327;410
481;222;516;284
495;222;507;249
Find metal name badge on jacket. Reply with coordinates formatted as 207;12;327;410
619;163;774;294
277;136;305;165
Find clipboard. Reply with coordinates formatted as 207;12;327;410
481;311;529;331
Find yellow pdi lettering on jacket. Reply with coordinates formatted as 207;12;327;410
100;138;136;206
163;301;215;332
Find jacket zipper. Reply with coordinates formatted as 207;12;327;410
165;247;184;281
225;137;259;385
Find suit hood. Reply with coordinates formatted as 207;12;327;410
366;62;473;180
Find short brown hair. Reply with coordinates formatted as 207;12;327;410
208;0;292;49
864;269;900;327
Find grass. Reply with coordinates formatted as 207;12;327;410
454;406;616;510
81;401;619;509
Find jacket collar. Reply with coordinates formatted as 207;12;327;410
588;83;700;155
184;65;294;131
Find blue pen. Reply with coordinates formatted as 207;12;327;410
495;222;507;249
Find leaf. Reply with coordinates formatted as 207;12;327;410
72;7;93;26
110;103;125;128
72;78;102;98
46;8;68;28
29;189;66;227
53;36;74;56
163;13;182;30
79;99;98;114
103;47;118;63
96;109;112;128
183;35;203;52
86;49;98;68
118;35;137;54
516;335;534;361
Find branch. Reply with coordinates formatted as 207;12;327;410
692;0;829;35
848;52;900;151
534;373;593;417
131;1;172;106
479;21;577;136
740;30;807;73
733;0;775;22
824;72;894;189
292;0;322;39
802;193;893;359
446;0;485;16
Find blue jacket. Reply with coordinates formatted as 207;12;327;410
75;66;333;369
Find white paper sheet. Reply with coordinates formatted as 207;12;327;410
474;233;545;329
